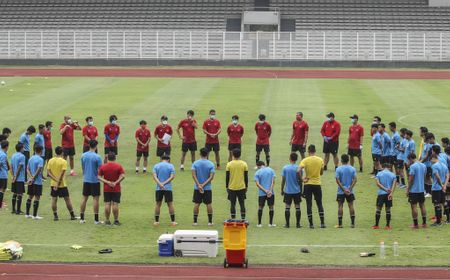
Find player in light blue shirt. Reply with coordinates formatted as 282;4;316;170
34;124;46;157
373;162;396;229
0;140;10;210
25;146;44;219
19;125;36;181
407;153;427;228
335;154;357;228
404;130;416;161
421;133;440;197
254;161;276;227
380;125;392;161
395;128;408;188
191;148;215;226
430;155;449;226
10;143;26;214
281;153;302;228
371;124;382;175
152;155;176;226
80;140;103;224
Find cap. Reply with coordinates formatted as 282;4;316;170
350;114;359;120
326;112;335;118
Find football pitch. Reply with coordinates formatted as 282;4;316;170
1;73;450;266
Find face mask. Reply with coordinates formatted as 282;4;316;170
259;121;264;124
111;120;117;125
88;121;94;126
327;117;331;122
162;120;168;125
67;119;72;124
296;116;302;121
232;120;238;125
351;118;356;124
210;115;216;120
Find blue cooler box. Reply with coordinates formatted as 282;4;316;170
158;234;174;257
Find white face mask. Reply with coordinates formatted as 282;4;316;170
351;118;356;124
327;117;332;122
232;120;238;125
111;120;117;125
162;120;168;125
210;115;216;120
67;119;72;124
88;121;94;126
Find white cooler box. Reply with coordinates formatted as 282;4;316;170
173;230;219;258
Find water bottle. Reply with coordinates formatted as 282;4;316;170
380;241;385;259
393;241;399;257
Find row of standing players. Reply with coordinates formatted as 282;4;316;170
1;112;449;228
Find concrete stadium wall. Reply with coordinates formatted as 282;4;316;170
1;59;450;69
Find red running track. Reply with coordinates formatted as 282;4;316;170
1;68;450;79
1;263;450;280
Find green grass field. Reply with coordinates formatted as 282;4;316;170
1;76;450;266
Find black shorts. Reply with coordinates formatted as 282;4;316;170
156;147;171;157
104;192;121;203
258;195;275;207
228;143;241;151
227;189;247;202
63;147;75;157
372;154;381;162
105;147;118;156
45;148;53;160
82;182;101;197
83;146;98;153
156;190;173;203
323;141;339;154
11;182;25;194
376;194;393;208
390;156;397;165
380;156;391;165
23;151;30;161
396;159;405;169
50;187;70;198
256;144;270;153
192;190;212;204
432;190;445;204
348;148;362;157
27;184;43;196
283;193;302;205
337;193;355;203
205;143;220;152
136;150;149;158
446;187;450;195
0;178;7;190
303;184;322;202
291;144;306;153
182;142;197;152
408;192;425;204
426;167;432;177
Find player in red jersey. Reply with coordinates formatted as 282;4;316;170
154;115;173;158
348;114;364;172
227;115;244;162
177;110;198;171
202;109;222;169
255;114;272;168
104;115;120;163
320;112;341;171
135;120;151;174
59;115;81;176
98;152;125;226
82;116;98;153
290;112;309;159
43;121;53;166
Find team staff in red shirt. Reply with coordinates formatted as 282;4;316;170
203;109;222;169
98;152;125;226
135;120;151;174
255;114;272;167
82;116;98;153
104;115;120;163
177;110;198;171
59;115;81;176
43;121;53;165
155;115;173;158
320;112;341;171
290;112;309;159
227;115;244;162
348;114;364;172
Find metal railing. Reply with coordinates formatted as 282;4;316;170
0;30;449;61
